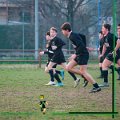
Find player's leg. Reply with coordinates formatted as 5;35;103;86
61;62;80;87
69;54;89;87
61;62;79;80
55;69;65;80
79;65;96;84
44;63;55;85
79;65;101;93
66;59;81;75
100;58;112;87
67;71;79;81
45;66;48;73
66;59;101;92
66;60;87;81
45;69;56;85
48;62;63;86
68;55;88;87
67;60;87;88
109;64;114;74
98;56;104;78
47;62;57;72
66;59;89;78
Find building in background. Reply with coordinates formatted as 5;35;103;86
0;0;33;25
0;2;21;24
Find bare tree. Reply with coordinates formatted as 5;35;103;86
39;0;93;30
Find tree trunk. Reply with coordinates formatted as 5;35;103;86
67;0;74;30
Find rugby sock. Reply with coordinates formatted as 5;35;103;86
103;70;108;83
55;70;61;74
100;67;103;76
54;73;62;83
68;71;77;81
49;70;54;82
109;65;114;71
93;83;99;88
81;75;87;81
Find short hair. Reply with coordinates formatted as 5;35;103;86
117;24;120;30
118;24;120;27
50;27;57;33
61;22;71;32
103;24;111;31
46;31;50;36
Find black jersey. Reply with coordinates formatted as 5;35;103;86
78;33;86;46
50;36;66;52
103;32;117;54
69;32;88;55
50;36;66;64
44;42;54;61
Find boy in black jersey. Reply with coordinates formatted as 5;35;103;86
97;31;104;78
68;33;89;87
61;22;101;93
40;31;64;85
101;24;120;85
100;24;118;87
47;27;80;87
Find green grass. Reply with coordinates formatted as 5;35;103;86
0;64;120;120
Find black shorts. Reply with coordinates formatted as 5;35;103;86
46;61;57;68
99;55;107;63
51;52;66;64
74;53;89;65
106;52;120;63
99;56;104;63
100;52;109;63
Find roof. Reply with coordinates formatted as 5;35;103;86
0;3;21;8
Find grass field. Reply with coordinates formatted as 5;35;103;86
0;64;120;120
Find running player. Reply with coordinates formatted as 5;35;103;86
61;22;101;93
47;27;80;87
97;31;104;78
101;24;120;84
39;31;64;85
100;24;118;87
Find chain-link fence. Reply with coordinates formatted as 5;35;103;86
0;0;120;63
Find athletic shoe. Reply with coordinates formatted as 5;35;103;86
89;87;101;93
45;81;56;86
55;82;64;87
83;80;88;87
60;70;64;80
74;78;80;88
99;82;109;87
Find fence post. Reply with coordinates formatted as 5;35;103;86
35;0;39;60
38;49;41;68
